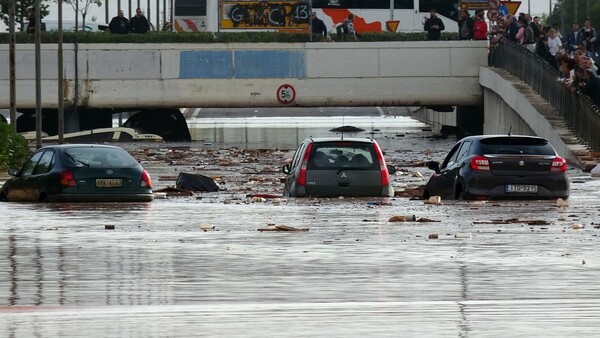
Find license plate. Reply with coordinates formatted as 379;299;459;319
505;184;538;193
96;179;123;188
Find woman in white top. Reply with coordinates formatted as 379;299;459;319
547;28;563;56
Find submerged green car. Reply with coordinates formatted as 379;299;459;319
0;144;153;202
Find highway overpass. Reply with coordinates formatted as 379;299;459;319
0;41;488;109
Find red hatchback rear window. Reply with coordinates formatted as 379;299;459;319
308;142;377;169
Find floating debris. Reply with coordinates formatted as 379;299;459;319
424;196;442;205
154;186;194;197
200;224;215;231
556;198;569;207
258;225;309;232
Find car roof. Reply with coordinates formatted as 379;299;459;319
305;137;377;144
459;135;548;142
39;144;126;150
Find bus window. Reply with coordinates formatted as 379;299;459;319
175;0;207;16
419;0;459;20
313;0;413;9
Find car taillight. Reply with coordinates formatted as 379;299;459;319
141;170;153;188
297;143;313;186
60;170;77;187
373;142;390;186
551;156;567;172
470;155;490;171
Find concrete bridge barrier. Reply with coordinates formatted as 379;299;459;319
0;41;488;109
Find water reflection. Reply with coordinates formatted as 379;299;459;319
188;116;428;149
2;118;600;336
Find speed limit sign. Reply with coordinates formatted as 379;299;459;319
277;84;296;105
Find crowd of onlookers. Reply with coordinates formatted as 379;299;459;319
479;12;600;106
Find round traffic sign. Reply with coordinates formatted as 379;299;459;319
487;9;500;22
277;84;296;105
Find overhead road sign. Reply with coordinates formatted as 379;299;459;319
500;1;521;15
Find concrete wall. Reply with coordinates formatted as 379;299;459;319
0;41;488;109
479;66;582;165
410;106;456;133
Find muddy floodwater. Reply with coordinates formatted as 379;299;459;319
2;113;600;337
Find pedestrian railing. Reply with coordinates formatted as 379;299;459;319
488;40;600;152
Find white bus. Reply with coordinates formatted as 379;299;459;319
173;0;459;33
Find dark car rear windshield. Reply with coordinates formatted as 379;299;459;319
480;137;556;155
64;147;138;168
309;142;378;169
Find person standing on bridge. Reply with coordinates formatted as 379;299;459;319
109;10;130;34
473;11;488;41
424;9;445;41
26;7;46;33
458;10;474;40
130;8;150;34
310;12;329;41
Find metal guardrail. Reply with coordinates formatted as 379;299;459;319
489;41;600;152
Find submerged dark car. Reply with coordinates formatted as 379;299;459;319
423;135;570;200
0;144;153;202
282;137;395;197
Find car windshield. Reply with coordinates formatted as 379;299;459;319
479;137;556;155
63;147;138;168
309;142;377;169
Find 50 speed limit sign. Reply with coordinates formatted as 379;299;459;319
277;84;296;105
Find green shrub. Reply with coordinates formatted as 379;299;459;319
0;123;31;170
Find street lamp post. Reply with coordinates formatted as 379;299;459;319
58;0;64;144
9;0;16;131
35;0;42;149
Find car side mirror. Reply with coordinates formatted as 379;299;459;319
282;164;291;175
8;168;19;177
387;164;397;175
426;161;440;174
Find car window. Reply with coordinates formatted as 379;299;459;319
32;150;55;175
64;147;138;168
456;140;472;162
309;142;377;170
441;143;461;169
480;137;556;155
290;143;306;169
21;151;44;176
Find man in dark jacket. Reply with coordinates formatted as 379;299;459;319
130;8;150;33
109;10;130;34
424;9;445;41
506;15;520;42
458;10;474;40
311;12;328;41
26;7;45;33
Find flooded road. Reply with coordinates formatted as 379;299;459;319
1;112;600;337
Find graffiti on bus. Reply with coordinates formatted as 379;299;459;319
221;1;310;30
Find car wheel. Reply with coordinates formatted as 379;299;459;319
455;183;471;200
423;190;430;200
0;192;6;202
38;192;48;202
